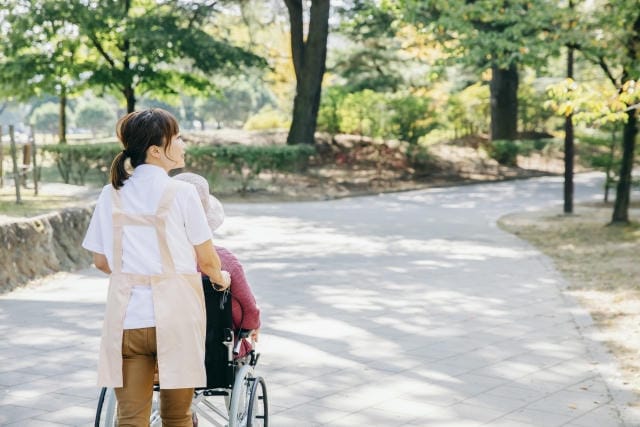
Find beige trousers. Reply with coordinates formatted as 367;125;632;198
115;327;194;427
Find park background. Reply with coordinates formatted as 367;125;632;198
0;0;639;424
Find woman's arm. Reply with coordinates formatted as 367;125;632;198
92;253;111;275
194;240;230;289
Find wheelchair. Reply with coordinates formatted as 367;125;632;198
94;277;269;426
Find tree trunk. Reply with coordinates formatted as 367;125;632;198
489;64;519;141
284;0;330;145
58;88;67;144
611;110;637;224
124;86;136;113
564;44;575;214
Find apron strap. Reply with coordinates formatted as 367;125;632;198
111;188;125;274
155;181;179;274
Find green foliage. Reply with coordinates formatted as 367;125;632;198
186;144;316;193
339;90;389;138
445;83;490;137
486;139;520;166
483;138;556;166
317;86;347;135
30;103;60;134
317;87;439;145
40;141;315;191
518;78;555;132
243;107;290;131
1;0;267;113
398;0;562;70
334;0;435;93
388;94;438;145
545;78;637;126
0;0;90;102
42;142;120;184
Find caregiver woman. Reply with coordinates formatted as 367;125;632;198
82;108;230;426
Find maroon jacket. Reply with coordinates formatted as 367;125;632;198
216;246;261;357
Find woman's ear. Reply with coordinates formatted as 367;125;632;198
147;145;161;159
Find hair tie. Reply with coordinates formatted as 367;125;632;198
122;149;129;157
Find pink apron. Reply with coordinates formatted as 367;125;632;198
97;181;206;389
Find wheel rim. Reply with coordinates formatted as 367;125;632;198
247;377;268;427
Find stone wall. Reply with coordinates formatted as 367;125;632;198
0;206;94;293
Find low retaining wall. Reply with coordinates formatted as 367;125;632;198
0;206;94;293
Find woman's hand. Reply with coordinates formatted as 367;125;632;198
211;270;231;291
194;240;228;289
92;253;111;274
250;329;260;343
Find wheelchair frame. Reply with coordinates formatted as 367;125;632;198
94;281;268;427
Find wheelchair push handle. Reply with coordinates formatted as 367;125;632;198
232;328;253;355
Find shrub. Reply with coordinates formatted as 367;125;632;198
186;144;316;192
42;143;121;184
42;142;316;192
486;140;520;166
446;83;490;137
388;93;439;146
243;107;290;130
338;90;388;138
317;86;347;135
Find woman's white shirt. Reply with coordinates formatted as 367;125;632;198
82;164;212;329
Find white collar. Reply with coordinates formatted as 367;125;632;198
132;164;169;180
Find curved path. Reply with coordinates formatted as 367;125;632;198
0;173;637;426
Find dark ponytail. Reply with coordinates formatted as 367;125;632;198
109;109;180;189
109;150;130;189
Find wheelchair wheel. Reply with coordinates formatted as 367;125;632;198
94;387;162;427
228;365;254;427
94;387;117;427
247;376;268;427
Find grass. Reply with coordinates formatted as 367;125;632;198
499;203;640;292
0;187;85;217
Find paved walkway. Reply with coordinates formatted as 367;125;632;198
1;173;638;426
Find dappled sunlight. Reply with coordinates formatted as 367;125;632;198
2;173;633;425
392;238;538;260
268;312;369;340
219;215;389;258
257;334;360;371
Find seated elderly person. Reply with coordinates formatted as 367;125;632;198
174;172;261;357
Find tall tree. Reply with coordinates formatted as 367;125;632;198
398;0;560;141
65;0;265;113
283;0;331;144
0;0;88;143
584;1;640;224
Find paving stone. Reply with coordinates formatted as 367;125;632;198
0;403;48;424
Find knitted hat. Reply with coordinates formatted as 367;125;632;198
173;172;225;232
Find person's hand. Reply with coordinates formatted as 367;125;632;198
212;270;231;291
250;329;260;343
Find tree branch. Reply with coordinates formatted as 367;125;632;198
597;56;619;89
87;32;117;69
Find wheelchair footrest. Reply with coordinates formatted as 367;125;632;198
202;389;229;397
